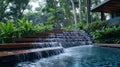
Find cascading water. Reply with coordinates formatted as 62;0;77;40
0;30;93;67
45;30;92;47
27;30;93;62
17;30;92;61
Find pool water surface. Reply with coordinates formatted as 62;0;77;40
17;45;120;67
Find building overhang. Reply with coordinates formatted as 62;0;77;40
91;0;120;13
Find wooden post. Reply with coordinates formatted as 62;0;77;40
111;13;114;18
87;0;91;23
101;11;105;21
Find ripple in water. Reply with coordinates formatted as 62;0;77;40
16;45;120;67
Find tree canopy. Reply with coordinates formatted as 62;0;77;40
0;0;29;21
0;0;102;28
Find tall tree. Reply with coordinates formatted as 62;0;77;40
46;0;62;28
59;0;73;27
78;0;82;22
6;0;29;19
0;0;30;22
45;0;74;28
87;0;91;23
0;0;11;21
70;0;78;29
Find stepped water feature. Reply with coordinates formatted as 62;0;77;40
0;30;92;67
15;30;92;47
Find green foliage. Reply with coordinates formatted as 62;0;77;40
84;21;107;32
77;22;87;30
77;21;107;32
25;12;47;24
45;0;74;28
0;20;16;43
0;18;53;43
0;20;16;34
0;0;30;21
45;23;54;31
77;21;120;44
62;26;76;30
17;18;35;37
34;23;53;33
92;26;120;44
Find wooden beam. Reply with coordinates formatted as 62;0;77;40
91;0;120;13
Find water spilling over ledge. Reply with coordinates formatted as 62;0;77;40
0;42;61;51
0;30;93;65
14;30;93;47
17;45;120;67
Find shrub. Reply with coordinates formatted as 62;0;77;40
62;26;76;30
77;21;108;32
17;18;35;37
17;18;53;37
0;18;54;43
0;20;17;43
84;21;107;32
34;23;53;33
77;21;120;44
92;26;120;43
77;22;87;30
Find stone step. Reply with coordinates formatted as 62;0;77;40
24;30;90;38
0;47;63;57
14;37;90;43
0;42;61;51
60;41;92;48
0;47;63;62
25;35;87;38
25;29;63;38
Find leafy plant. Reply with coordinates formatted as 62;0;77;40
34;22;53;32
77;20;120;44
62;26;76;30
92;26;120;43
77;22;87;30
0;20;16;43
77;21;108;32
0;18;54;43
17;18;35;37
84;21;107;32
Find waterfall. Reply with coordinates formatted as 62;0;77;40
30;30;92;61
0;30;92;65
45;30;92;48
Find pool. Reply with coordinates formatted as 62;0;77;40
17;45;120;67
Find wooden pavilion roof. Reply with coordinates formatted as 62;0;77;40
91;0;120;13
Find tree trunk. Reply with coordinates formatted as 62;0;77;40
87;0;91;23
78;0;82;22
70;0;77;30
